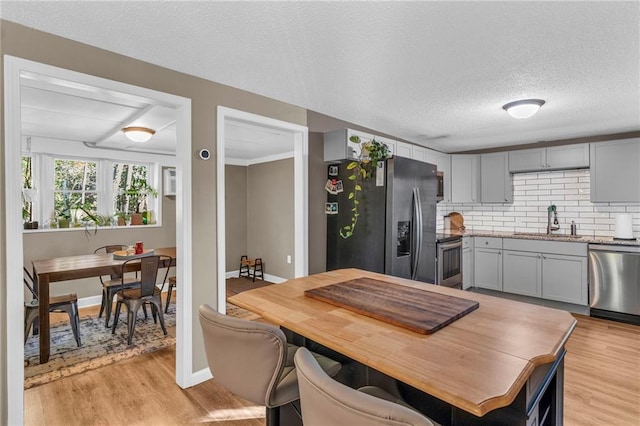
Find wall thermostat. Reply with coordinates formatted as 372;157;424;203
198;149;211;160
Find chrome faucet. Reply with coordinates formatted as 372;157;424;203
547;204;560;234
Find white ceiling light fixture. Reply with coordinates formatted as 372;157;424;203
502;99;546;119
122;126;156;142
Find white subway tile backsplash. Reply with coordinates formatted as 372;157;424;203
538;184;564;190
437;169;640;238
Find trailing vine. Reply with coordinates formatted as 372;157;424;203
339;136;390;239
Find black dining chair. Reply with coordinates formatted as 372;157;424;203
111;255;172;345
24;267;81;347
94;245;140;327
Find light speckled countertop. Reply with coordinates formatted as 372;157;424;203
439;230;640;246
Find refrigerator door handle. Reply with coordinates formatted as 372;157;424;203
412;188;423;280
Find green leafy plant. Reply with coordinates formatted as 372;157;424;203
22;157;38;227
339;136;390;239
125;178;158;213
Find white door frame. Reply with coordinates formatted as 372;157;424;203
216;106;308;312
3;56;193;425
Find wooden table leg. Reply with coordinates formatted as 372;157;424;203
38;273;51;364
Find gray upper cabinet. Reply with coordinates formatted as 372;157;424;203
508;148;546;172
480;152;512;203
546;144;590;170
590;138;640;202
508;144;589;173
451;154;480;203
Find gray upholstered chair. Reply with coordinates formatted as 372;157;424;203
198;304;341;426
94;244;139;327
294;347;436;426
24;267;81;346
111;255;172;345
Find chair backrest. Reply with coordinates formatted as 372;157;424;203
23;267;38;300
120;255;172;297
95;245;128;280
294;347;435;426
198;304;288;407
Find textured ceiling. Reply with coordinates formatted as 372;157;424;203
2;1;639;153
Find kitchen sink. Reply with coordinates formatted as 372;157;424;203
512;232;583;239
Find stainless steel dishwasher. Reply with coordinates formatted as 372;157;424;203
588;244;640;325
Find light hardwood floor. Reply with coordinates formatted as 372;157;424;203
26;311;640;425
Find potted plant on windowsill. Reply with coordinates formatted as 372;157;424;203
22;156;39;229
125;179;158;225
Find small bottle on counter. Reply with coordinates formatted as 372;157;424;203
570;221;577;236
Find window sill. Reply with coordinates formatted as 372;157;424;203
22;224;163;233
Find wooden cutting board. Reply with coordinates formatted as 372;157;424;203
448;212;464;230
304;278;479;334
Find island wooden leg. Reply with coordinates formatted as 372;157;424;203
38;273;51;364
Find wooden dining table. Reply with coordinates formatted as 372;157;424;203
228;268;577;425
31;246;176;364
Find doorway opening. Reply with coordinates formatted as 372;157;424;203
216;106;308;313
4;56;192;424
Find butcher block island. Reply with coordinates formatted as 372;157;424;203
229;269;576;426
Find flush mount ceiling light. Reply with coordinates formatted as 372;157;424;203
502;99;545;119
122;126;156;142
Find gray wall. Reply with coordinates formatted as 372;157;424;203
225;165;248;271
308;132;328;274
247;159;295;279
0;20;308;419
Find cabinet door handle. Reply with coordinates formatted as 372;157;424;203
485;241;489;245
498;251;501;255
538;255;541;259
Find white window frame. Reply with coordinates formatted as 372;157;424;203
24;152;160;229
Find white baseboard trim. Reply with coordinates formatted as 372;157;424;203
225;270;287;284
78;284;171;308
78;295;102;308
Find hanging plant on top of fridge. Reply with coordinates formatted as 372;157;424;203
340;136;390;239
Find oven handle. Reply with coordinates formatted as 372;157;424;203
439;239;462;251
412;188;423;280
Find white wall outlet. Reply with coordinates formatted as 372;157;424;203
287;255;292;264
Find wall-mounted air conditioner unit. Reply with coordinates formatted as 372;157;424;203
164;168;176;196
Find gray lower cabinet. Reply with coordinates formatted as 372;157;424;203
474;248;502;291
474;237;503;290
499;238;588;306
503;250;542;298
541;254;588;305
462;236;473;290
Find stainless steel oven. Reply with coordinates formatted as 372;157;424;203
436;236;462;289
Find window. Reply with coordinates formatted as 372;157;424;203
53;158;98;222
112;162;150;214
21;153;159;230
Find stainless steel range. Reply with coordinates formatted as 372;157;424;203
436;235;462;289
588;243;640;325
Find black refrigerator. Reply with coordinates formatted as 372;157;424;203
326;156;438;283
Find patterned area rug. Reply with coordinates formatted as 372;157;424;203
24;301;257;389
